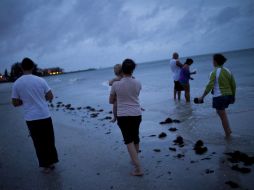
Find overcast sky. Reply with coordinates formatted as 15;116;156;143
0;0;254;72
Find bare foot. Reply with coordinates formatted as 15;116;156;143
41;167;51;174
49;164;55;170
225;129;232;138
130;168;144;176
111;118;116;123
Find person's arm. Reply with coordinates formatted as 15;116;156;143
11;83;23;107
229;74;236;103
230;74;236;97
198;71;216;101
109;84;116;104
109;80;114;86
190;70;197;75
109;77;122;86
109;93;116;104
12;98;23;107
45;90;54;101
176;60;183;68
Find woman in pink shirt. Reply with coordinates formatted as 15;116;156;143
109;59;143;176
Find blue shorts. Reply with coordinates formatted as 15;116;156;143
212;95;235;110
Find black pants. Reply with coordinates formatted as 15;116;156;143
26;117;58;167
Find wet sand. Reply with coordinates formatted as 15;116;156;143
1;92;254;190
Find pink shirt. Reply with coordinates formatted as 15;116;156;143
110;77;142;116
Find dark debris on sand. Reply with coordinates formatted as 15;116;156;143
158;132;167;139
205;169;214;174
175;154;185;159
169;127;177;132
153;149;161;152
225;150;253;174
173;136;184;147
231;164;251;174
225;181;240;188
193;140;208;155
225;151;254;166
49;100;113;123
169;147;176;152
159;117;181;125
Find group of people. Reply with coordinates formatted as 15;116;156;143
170;52;196;102
169;52;236;137
11;52;236;176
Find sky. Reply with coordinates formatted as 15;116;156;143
0;0;254;72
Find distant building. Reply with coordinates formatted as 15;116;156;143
43;67;64;76
0;73;7;82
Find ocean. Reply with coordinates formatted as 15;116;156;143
1;48;254;151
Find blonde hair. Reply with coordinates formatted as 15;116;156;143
114;64;122;76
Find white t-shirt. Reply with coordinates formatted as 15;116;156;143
11;74;51;121
170;59;181;81
110;77;142;116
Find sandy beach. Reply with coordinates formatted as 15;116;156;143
1;81;254;190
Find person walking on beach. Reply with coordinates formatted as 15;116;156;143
11;57;58;173
198;54;236;137
109;59;143;176
109;64;123;122
179;58;196;102
170;52;184;100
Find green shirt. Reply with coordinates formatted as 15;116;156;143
205;66;236;97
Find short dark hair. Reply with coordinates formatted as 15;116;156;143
21;57;35;71
122;59;136;74
213;54;227;66
185;58;193;65
172;52;179;59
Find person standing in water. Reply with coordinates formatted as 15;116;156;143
198;54;236;137
179;58;196;102
170;52;184;100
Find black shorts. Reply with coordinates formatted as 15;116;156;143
117;115;142;144
213;95;235;110
174;81;184;91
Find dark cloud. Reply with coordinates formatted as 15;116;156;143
0;0;253;72
213;6;240;25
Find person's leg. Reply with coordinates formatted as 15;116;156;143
27;118;58;169
173;81;177;100
184;84;190;102
135;144;139;153
174;88;177;100
44;118;59;166
118;116;143;176
175;81;182;101
216;109;232;137
177;91;181;100
133;115;141;153
127;143;143;176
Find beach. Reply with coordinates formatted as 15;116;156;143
1;49;254;190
